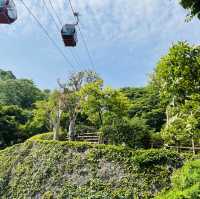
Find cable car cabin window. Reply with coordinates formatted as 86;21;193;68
7;0;17;19
61;24;78;47
62;25;76;36
0;0;17;24
0;0;6;10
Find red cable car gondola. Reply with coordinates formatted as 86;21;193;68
0;0;17;24
61;12;79;47
61;24;77;47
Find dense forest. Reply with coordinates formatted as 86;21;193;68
0;0;200;198
0;67;166;149
1;42;200;151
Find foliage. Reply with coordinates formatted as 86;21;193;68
153;42;200;106
80;81;136;145
0;134;182;198
162;94;200;149
103;117;151;148
0;69;16;81
24;100;52;136
81;81;131;126
120;86;166;148
0;69;167;149
80;80;104;128
0;69;48;146
55;70;100;140
179;0;200;20
0;105;29;148
0;78;45;109
152;42;200;149
121;86;166;132
156;159;200;199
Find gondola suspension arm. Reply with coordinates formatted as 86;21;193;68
73;12;79;25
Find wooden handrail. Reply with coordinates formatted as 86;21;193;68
165;145;200;150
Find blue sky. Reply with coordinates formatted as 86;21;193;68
0;0;200;89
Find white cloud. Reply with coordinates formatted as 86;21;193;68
2;0;188;42
1;0;200;89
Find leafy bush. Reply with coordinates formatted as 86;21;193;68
103;117;151;148
0;105;30;148
156;159;200;199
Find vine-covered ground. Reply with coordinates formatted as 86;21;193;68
0;133;182;199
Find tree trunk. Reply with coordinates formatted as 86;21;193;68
192;137;195;155
53;123;59;140
176;141;180;153
53;114;61;140
166;109;169;127
98;111;103;127
53;102;62;141
98;110;104;143
68;118;76;141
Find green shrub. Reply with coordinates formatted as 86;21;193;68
156;159;200;199
42;191;54;199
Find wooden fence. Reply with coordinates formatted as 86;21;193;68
165;145;200;153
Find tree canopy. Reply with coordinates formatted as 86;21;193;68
0;105;28;148
0;70;46;109
0;69;16;80
153;42;200;152
179;0;200;20
153;42;200;106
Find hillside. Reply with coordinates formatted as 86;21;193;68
0;133;182;199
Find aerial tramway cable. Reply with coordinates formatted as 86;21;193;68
47;0;85;70
48;0;63;26
43;0;84;70
68;0;96;71
20;0;76;71
43;0;60;31
4;0;96;72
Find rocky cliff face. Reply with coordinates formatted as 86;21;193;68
0;133;182;199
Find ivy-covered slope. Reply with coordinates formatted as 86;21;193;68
0;133;182;199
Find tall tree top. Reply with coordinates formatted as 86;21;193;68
0;69;16;81
152;41;200;105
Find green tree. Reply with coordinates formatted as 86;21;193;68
161;112;186;151
153;42;200;151
80;81;138;146
161;95;200;154
0;79;45;108
0;105;28;148
80;80;104;128
25;100;53;136
0;69;16;80
26;91;71;140
121;86;166;132
153;42;200;107
81;82;131;127
180;94;200;154
56;70;100;140
103;117;151;148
